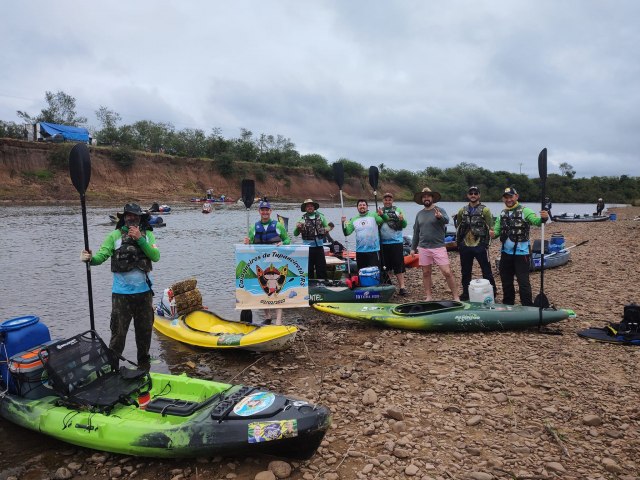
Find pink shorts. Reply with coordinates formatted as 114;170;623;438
418;247;450;266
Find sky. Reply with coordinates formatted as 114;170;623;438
2;1;639;178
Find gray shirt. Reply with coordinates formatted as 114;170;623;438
411;207;450;250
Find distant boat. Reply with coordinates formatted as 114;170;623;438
202;203;213;214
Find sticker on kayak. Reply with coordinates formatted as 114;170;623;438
233;392;275;416
354;290;383;300
217;334;244;346
248;419;298;443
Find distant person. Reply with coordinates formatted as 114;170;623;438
490;187;548;306
410;187;459;301
293;199;329;280
80;203;160;371
323;222;335;244
342;199;383;270
377;192;408;295
244;198;290;325
543;196;552;218
455;186;496;301
596;198;605;216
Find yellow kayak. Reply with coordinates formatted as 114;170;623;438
153;309;297;352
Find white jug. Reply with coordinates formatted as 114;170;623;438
468;279;494;305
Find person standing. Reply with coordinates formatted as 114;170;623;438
377;192;408;295
293;199;329;280
341;199;383;270
244;199;290;325
410;187;460;301
80;203;160;371
455;186;497;301
596;198;605;216
490;187;549;306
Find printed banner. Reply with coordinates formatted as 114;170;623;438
235;244;309;310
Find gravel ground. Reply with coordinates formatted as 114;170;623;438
1;207;639;480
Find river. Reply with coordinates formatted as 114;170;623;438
0;200;619;366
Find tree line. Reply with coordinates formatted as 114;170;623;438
1;90;638;204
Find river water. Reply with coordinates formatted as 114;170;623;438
0;200;618;366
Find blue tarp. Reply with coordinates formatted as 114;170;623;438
39;122;90;142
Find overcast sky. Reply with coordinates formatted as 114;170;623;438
2;1;639;178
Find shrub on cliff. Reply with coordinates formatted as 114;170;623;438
111;146;136;168
48;144;74;170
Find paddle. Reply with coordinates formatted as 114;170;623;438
333;161;352;276
69;143;95;331
240;180;256;323
534;148;554;332
545;239;589;258
368;166;387;280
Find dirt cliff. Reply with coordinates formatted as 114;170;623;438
0;139;401;204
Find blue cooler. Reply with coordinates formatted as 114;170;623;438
0;315;51;391
609;213;617;221
359;266;380;287
549;233;565;253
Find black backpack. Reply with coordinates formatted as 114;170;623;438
620;303;640;333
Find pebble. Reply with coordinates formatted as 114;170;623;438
466;415;483;426
583;414;603;426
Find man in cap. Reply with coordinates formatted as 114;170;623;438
491;187;548;306
244;198;290;325
596;198;605;216
377;192;408;295
455;186;496;301
294;198;329;280
342;199;384;270
80;203;160;370
410;188;460;301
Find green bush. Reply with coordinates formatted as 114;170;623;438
112;146;136;168
24;170;54;181
214;154;235;178
48;144;74;170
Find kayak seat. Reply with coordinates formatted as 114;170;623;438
41;330;151;413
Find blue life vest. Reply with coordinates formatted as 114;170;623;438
254;221;282;244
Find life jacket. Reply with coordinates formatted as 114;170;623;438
456;204;490;245
499;206;530;243
300;213;326;241
382;206;403;231
254;220;282;244
111;233;153;273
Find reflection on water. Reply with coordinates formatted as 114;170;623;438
0;201;619;368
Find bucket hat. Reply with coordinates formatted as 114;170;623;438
300;198;320;211
413;187;441;204
116;203;147;219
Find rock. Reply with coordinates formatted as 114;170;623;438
602;457;623;474
466;415;483;426
468;472;493;480
255;472;276;480
405;464;419;476
362;464;374;474
362;388;378;406
109;466;123;478
386;406;404;420
393;447;411;458
392;421;406;433
545;462;566;473
268;460;292;478
582;414;603;426
493;393;508;403
53;467;73;480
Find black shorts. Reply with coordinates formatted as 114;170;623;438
355;251;380;270
382;242;405;274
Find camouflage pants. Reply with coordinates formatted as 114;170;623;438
110;291;154;369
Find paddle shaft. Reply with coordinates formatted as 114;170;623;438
536;148;549;325
545;240;589;258
368;166;386;274
80;192;96;330
333;162;351;276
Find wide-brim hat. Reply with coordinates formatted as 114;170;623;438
300;198;320;211
116;203;149;220
413;187;441;204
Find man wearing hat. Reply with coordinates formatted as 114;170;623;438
596;198;605;216
80;203;160;370
377;192;408;295
455;186;496;301
294;199;329;280
491;187;548;306
410;187;459;301
244;198;291;325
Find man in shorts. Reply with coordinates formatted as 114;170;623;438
410;187;460;301
378;192;408;295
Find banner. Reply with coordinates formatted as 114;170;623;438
235;244;309;310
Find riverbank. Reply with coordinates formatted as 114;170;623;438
1;207;639;480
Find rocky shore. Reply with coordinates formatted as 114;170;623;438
1;207;639;480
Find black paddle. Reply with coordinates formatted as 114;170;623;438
368;166;387;281
333;162;352;276
240;179;256;323
534;148;555;332
69;143;95;331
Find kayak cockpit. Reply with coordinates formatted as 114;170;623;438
392;301;466;316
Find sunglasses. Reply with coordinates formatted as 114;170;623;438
468;191;479;195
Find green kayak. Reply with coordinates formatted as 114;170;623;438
313;300;573;332
308;280;395;304
0;330;331;459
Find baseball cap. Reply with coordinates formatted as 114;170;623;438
383;192;393;198
258;199;271;209
502;187;518;197
468;186;480;194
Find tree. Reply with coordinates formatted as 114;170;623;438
559;162;576;179
95;106;122;145
17;90;87;126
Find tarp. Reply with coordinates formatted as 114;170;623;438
235;244;309;310
39;122;89;142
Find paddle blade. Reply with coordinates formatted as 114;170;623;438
332;162;344;189
538;148;547;181
241;179;255;209
69;143;91;195
368;166;379;190
534;293;550;308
